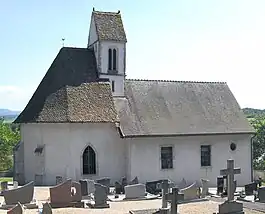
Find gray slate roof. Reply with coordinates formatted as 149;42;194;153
93;11;127;42
14;47;109;123
36;82;118;123
114;80;255;137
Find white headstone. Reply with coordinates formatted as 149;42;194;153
125;183;146;199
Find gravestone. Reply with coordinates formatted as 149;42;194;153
96;177;110;194
1;181;8;191
129;176;139;185
3;181;34;205
165;187;182;214
201;178;209;198
115;181;122;194
157;180;175;208
146;180;164;195
49;179;72;205
71;181;82;202
125;183;146;199
244;182;257;196
42;202;52;214
7;202;24;214
55;176;63;185
79;179;88;196
13;181;18;189
94;183;109;208
258;186;265;203
79;179;95;196
180;182;199;200
178;178;187;190
217;176;224;195
217;159;244;214
121;177;127;193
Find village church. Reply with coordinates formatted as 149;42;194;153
14;9;255;186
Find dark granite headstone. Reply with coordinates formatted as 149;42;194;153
115;181;122;194
121;177;127;193
7;202;24;214
79;179;88;196
245;182;257;196
258;186;265;203
146;180;164;195
42;202;52;214
217;176;224;195
96;177;110;194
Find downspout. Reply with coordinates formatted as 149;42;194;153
250;134;256;182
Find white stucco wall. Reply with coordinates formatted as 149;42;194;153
126;134;252;187
87;16;98;46
98;41;126;97
21;123;125;185
99;41;125;75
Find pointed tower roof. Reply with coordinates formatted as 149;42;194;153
92;10;127;42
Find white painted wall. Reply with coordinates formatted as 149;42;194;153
87;15;100;69
126;134;253;187
98;41;126;97
87;15;98;46
99;41;125;75
21;123;126;185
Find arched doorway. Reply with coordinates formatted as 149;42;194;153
82;145;96;175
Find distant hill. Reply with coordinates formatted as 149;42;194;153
242;108;265;119
0;109;20;123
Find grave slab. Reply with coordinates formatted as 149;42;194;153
3;181;34;205
125;184;146;199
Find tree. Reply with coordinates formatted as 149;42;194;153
0;118;20;171
250;117;265;170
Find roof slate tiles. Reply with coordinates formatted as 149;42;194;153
93;11;127;42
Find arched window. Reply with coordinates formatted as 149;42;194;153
108;48;112;70
113;49;117;70
108;48;118;71
82;145;96;175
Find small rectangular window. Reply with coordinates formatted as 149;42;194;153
111;81;115;92
161;146;173;169
201;145;211;167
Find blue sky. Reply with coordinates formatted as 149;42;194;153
1;0;265;111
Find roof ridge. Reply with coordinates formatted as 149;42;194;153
126;78;227;84
93;10;121;15
61;47;90;50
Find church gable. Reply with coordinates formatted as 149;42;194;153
114;80;255;137
92;10;127;42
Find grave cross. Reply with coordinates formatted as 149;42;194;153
165;187;181;214
220;159;241;201
157;180;174;208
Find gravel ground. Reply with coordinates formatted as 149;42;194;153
0;187;264;214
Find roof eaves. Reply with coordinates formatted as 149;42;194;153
122;131;256;138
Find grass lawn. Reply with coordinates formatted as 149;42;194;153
0;177;13;182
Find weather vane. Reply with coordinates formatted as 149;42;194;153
62;38;65;47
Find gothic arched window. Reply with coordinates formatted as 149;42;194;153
82;145;96;174
113;49;117;70
108;48;118;71
108;48;112;70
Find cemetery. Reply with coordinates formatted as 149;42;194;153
0;159;264;214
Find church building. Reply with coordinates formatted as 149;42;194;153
14;9;255;186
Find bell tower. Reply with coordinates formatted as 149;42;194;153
87;9;127;97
